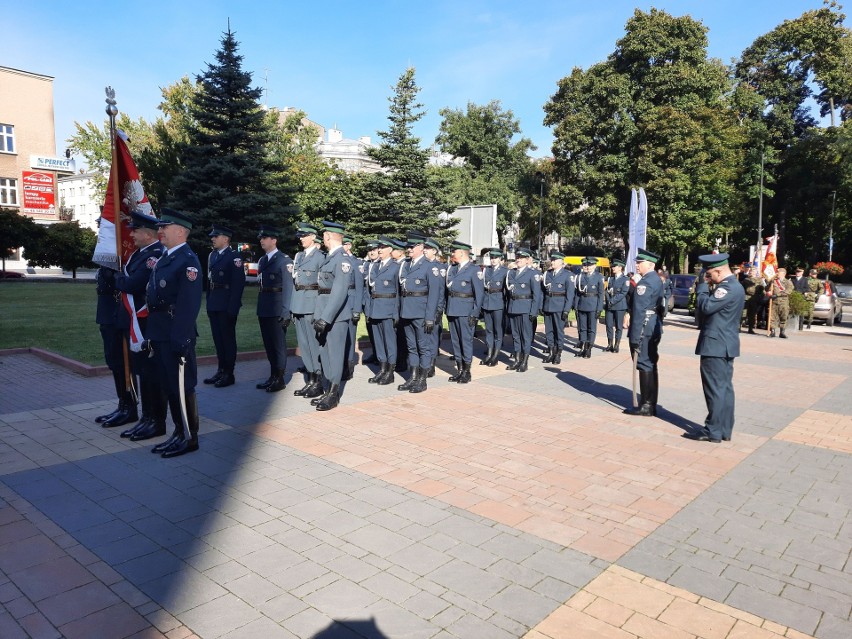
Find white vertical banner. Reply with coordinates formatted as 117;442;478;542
626;188;638;273
637;187;648;253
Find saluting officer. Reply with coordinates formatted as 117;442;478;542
685;253;746;443
114;211;166;441
255;226;293;393
444;241;484;383
203;224;245;388
342;235;364;381
423;238;445;378
311;220;353;411
623;248;664;417
145;208;203;458
365;237;400;385
505;248;542;372
397;233;442;393
480;248;508;367
574;256;605;358
604;258;630;353
291;223;325;398
541;252;574;365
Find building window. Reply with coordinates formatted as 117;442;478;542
0;124;14;153
0;177;18;206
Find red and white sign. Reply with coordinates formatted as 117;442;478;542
22;171;56;214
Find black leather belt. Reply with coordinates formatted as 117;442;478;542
209;283;229;290
260;287;282;293
449;292;474;298
402;291;427;297
371;293;397;299
546;292;566;297
511;294;532;300
318;288;332;295
487;288;503;293
295;284;318;291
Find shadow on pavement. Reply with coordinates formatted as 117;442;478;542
313;618;389;638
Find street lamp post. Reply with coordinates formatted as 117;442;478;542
829;190;837;262
535;172;545;258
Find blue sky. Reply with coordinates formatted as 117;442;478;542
2;0;828;161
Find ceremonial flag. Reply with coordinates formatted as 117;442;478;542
626;189;638;273
761;233;778;280
92;130;152;268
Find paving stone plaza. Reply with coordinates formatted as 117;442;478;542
1;316;850;638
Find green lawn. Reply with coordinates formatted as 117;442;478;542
0;282;306;365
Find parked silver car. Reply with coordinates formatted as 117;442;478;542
813;283;843;326
834;283;852;307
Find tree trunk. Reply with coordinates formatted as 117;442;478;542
72;268;77;279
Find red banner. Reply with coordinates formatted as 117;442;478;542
92;132;152;268
22;171;56;215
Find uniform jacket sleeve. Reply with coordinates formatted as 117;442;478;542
426;261;441;321
228;250;246;317
595;273;605;313
471;268;485;317
563;275;576;313
353;257;364;314
532;272;543;315
281;256;294;319
319;253;350;324
172;251;203;350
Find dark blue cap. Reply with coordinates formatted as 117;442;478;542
515;248;532;258
582;256;598;266
698;253;729;268
128;211;159;231
208;224;234;238
424;238;440;251
296;223;319;237
489;248;505;259
257;225;280;239
611;258;625;267
450;241;472;252
321;220;345;234
376;236;395;248
390;238;407;250
636;248;660;264
550;252;565;260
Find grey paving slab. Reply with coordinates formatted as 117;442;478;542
621;438;852;637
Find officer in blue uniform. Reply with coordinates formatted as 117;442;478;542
397;233;442;393
364;236;400;385
445;241;485;383
574;256;605;358
361;241;380;364
290;223;325;398
541;252;575;365
505;248;542;372
145;208;203;458
203;224;245;388
342;235;364;381
686;253;745;443
423;238;445;377
604;258;630;353
114;211;166;441
480;248;508;367
391;239;410;373
94;248;127;425
311;220;353;411
254;226;293;393
624;248;664;416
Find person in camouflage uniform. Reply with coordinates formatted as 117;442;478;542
766;267;793;338
741;267;764;334
803;268;822;329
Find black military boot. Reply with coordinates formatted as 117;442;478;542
214;370;235;388
132;383;168;442
103;389;139;428
769;329;776;337
121;376;154;438
624;371;655;416
397;368;417;391
256;370;275;389
505;353;519;370
368;363;386;384
152;397;184;454
457;361;472;384
203;369;223;385
342;360;355;381
516;353;529;373
303;373;325;398
574;341;585;357
376;363;395;385
409;367;427;393
779;329;787;339
606;339;614;352
614;339;621;353
480;348;491;366
583;342;592;358
427;359;436;378
265;370;286;392
294;372;313;396
311;381;331;406
449;361;463;381
315;384;340;411
541;349;554;364
162;393;200;458
552;348;562;365
97;371;125;423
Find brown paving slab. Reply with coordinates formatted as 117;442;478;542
523;565;817;639
774;410;852;453
248;382;763;561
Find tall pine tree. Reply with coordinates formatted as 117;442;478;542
352;67;455;245
170;27;296;251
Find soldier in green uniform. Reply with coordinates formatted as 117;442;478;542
804;268;822;329
741;267;763;334
766;267;793;338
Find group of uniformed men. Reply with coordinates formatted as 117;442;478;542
95;204;746;453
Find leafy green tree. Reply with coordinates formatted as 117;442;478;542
353;68;456;245
0;209;41;272
544;9;746;271
435;100;534;246
22;222;97;278
170;27;296;251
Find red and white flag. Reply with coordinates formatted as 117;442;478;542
92;130;152;268
761;234;778;280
